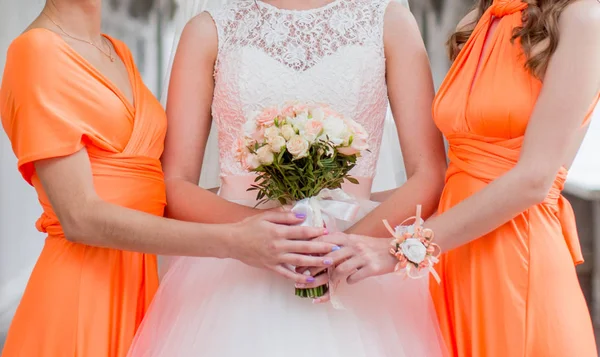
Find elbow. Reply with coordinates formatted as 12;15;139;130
516;169;555;206
59;202;98;244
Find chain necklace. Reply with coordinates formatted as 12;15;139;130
42;12;115;62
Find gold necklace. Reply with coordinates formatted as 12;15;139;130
43;12;115;62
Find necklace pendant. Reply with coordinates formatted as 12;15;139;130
110;56;115;62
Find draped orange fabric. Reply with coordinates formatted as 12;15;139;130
430;1;599;356
0;29;166;357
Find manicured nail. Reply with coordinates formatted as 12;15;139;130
323;229;329;235
324;259;333;265
295;283;306;288
332;246;341;252
295;213;306;219
312;298;321;304
306;276;316;283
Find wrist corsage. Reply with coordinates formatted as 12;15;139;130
383;205;441;283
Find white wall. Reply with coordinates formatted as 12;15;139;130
0;0;47;347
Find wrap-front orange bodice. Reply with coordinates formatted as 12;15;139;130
430;0;599;356
0;29;166;357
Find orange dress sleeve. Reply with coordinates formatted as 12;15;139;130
1;32;90;184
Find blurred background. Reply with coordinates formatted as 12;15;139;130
1;0;598;351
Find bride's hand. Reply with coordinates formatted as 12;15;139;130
229;211;338;284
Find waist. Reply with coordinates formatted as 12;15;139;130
446;135;567;205
219;175;373;201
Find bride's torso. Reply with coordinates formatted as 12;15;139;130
207;0;391;200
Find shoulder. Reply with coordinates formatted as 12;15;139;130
559;0;600;35
204;0;252;23
6;29;67;69
3;29;72;92
456;9;479;32
383;1;420;40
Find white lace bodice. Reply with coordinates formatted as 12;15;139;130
207;0;391;179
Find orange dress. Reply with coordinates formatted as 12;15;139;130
0;29;166;357
430;1;599;356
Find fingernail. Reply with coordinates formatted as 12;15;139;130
295;213;306;219
324;259;333;265
306;276;316;283
332;246;341;252
324;229;329;235
312;298;321;304
295;283;306;288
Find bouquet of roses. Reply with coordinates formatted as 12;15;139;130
236;102;369;298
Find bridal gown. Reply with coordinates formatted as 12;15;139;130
128;1;447;356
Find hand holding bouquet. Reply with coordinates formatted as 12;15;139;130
236;103;369;298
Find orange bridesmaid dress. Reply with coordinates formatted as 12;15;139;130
430;0;599;356
0;29;166;356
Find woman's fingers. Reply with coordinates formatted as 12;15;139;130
261;211;305;225
331;257;363;283
312;291;330;304
280;253;334;268
271;264;316;284
282;241;339;255
294;271;329;289
346;266;375;285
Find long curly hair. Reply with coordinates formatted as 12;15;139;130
447;0;572;78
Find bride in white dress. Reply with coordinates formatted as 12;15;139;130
128;0;449;355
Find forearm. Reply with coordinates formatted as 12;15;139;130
165;178;259;223
348;171;444;237
64;199;233;257
425;168;543;251
370;188;397;203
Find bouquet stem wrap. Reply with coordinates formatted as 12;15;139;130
291;188;359;299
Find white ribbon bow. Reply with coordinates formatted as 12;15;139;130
291;188;360;232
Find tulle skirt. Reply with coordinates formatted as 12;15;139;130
127;201;447;357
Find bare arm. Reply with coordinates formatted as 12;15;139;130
36;149;336;283
426;2;600;251
312;1;600;289
348;3;447;237
161;13;257;224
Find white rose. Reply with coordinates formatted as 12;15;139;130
267;135;286;153
322;116;349;146
243;153;261;170
280;124;296;140
289;112;309;131
264;126;280;140
256;145;275;165
400;238;427;264
286;135;310;159
311;107;325;122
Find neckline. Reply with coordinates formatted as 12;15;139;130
24;28;137;114
257;0;343;13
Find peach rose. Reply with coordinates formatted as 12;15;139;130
267;135;286;153
286;135;310;159
303;119;323;143
255;107;279;127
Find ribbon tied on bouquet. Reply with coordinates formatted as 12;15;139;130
291;188;360;232
291;188;359;309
